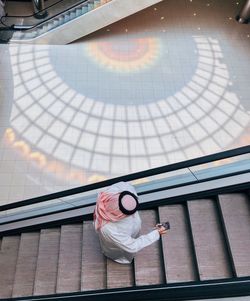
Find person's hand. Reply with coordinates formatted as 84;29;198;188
155;224;167;235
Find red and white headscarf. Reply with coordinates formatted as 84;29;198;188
94;182;138;230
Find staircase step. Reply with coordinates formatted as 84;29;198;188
12;31;24;39
188;199;232;280
94;0;100;8
219;193;250;277
33;228;60;295
82;5;88;14
39;27;46;35
56;225;82;293
159;205;196;283
8;0;163;44
64;14;70;22
88;2;94;11
76;8;82;17
47;23;54;31
53;19;59;28
107;258;133;289
0;236;20;298
0;190;248;298
70;11;75;20
12;232;40;297
81;221;106;291
134;210;164;286
58;16;64;25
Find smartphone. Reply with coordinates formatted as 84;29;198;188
158;221;170;230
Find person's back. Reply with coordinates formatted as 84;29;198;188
94;181;167;264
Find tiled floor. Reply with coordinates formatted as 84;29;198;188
0;0;250;204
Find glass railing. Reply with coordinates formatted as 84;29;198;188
0;146;249;225
135;152;250;193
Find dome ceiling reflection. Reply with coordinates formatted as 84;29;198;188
50;36;197;105
6;34;250;184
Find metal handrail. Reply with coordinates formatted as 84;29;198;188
0;0;89;30
7;277;250;301
0;145;249;212
2;0;64;18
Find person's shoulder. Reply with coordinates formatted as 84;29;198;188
101;221;118;234
101;219;131;237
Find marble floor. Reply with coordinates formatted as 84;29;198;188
0;0;249;204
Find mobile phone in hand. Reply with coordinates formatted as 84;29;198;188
158;221;170;230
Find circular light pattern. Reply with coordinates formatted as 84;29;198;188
50;36;197;105
7;35;250;185
85;37;161;73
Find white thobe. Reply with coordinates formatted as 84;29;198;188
97;211;160;264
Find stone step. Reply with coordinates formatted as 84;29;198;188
107;258;134;289
33;228;60;295
188;199;232;280
81;221;106;291
12;232;40;297
219;193;250;277
0;236;20;298
56;224;82;293
0;191;249;298
159;204;196;283
134;210;164;286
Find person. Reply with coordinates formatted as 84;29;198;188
94;181;167;264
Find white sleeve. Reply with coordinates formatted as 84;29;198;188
102;227;160;254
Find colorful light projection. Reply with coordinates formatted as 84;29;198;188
6;35;250;187
50;35;196;105
4;128;150;187
85;37;161;73
4;128;107;185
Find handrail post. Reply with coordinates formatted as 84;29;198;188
236;0;250;23
32;0;48;19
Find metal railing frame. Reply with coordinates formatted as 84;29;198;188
0;146;249;301
5;277;250;301
0;145;249;213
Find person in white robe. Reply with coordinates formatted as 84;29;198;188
94;182;167;264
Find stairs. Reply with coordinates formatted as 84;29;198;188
1;0;164;44
0;191;249;299
10;0;111;42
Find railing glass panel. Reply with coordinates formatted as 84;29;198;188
189;153;250;180
0;146;249;224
